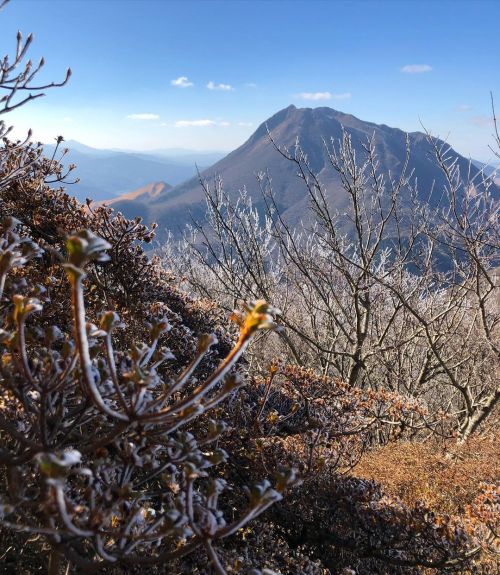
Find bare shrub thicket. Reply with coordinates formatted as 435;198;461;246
164;104;500;573
170;126;499;443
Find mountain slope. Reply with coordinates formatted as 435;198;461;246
106;181;172;203
96;106;497;235
44;142;216;203
472;159;499;179
100;181;173;220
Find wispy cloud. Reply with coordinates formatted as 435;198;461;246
332;92;351;100
171;76;194;88
470;115;493;127
175;119;216;127
457;104;472;112
244;82;257;88
62;117;74;123
207;81;234;91
401;64;432;74
296;91;332;101
126;113;160;121
238;121;253;127
175;119;230;127
295;91;351;101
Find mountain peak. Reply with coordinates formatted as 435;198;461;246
95;106;496;236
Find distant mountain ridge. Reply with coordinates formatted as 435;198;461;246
43;141;225;203
108;105;498;236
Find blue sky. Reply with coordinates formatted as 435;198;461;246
1;0;499;161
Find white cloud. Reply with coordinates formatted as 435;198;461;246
207;81;234;91
160;122;168;126
126;113;160;120
457;104;472;112
471;116;493;127
244;82;257;88
238;121;253;127
401;64;432;74
296;92;332;101
174;119;231;128
62;117;74;123
296;91;351;102
175;119;216;127
332;92;351;100
171;76;194;88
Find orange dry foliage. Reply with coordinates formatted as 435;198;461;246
355;434;500;515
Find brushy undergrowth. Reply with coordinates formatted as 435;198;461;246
356;435;500;515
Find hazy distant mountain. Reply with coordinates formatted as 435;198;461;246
100;181;173;221
116;105;496;236
471;159;499;178
43;141;221;202
130;149;227;166
58;140;112;156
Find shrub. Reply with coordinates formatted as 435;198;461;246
0;216;298;572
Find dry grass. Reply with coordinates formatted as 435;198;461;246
355;433;500;515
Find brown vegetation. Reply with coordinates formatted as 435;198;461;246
356;436;499;515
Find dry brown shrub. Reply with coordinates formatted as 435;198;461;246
355;434;500;515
